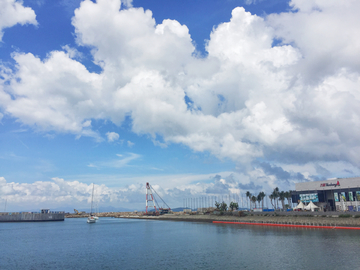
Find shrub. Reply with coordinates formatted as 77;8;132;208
339;214;352;218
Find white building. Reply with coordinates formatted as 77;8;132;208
292;177;360;211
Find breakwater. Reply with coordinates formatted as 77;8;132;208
0;211;65;222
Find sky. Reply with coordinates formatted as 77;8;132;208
1;0;360;212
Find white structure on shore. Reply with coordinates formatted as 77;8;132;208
293;177;360;212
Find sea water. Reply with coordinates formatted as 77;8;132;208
1;217;360;269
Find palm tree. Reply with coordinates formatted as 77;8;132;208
285;191;292;208
271;187;280;209
279;191;286;210
251;195;257;208
246;191;252;210
258;191;266;209
269;194;275;209
257;193;262;209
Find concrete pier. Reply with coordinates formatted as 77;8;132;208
0;211;65;222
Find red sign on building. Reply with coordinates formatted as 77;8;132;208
320;181;340;187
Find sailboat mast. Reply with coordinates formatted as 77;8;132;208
90;183;94;214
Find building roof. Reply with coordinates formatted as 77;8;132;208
296;177;360;192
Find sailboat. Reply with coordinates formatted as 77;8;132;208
93;202;99;221
87;183;97;223
93;191;99;221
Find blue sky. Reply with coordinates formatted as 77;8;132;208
1;0;360;211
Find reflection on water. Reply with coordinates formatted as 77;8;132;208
1;218;360;269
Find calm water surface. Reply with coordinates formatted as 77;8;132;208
1;217;360;269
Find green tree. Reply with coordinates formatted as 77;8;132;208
251;195;257;209
256;194;262;209
269;194;275;209
258;191;266;209
271;187;280;209
246;191;252;210
279;191;286;210
285;191;292;208
215;201;220;210
220;201;228;211
229;201;239;211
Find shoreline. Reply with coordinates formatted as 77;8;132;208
66;212;360;228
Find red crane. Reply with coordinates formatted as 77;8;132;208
145;182;171;215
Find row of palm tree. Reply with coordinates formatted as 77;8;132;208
246;188;293;210
269;187;293;210
245;191;266;209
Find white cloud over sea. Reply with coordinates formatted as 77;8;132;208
1;0;360;208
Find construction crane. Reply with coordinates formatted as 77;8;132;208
74;209;85;215
145;182;171;215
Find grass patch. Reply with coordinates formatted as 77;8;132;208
339;214;352;218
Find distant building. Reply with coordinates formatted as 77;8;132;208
292;177;360;211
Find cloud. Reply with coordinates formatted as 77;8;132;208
1;0;360;181
244;0;262;5
102;153;141;168
257;162;291;181
0;176;145;210
88;153;141;169
0;0;37;41
106;131;119;142
127;140;134;147
0;166;306;211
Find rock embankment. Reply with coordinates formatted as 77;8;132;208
65;212;134;218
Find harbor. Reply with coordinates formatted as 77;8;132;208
3;217;360;270
64;180;360;229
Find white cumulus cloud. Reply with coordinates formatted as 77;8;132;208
0;0;37;41
0;0;360;179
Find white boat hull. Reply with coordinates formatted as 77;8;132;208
87;216;96;223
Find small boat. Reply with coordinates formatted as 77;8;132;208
87;214;96;223
87;183;97;224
